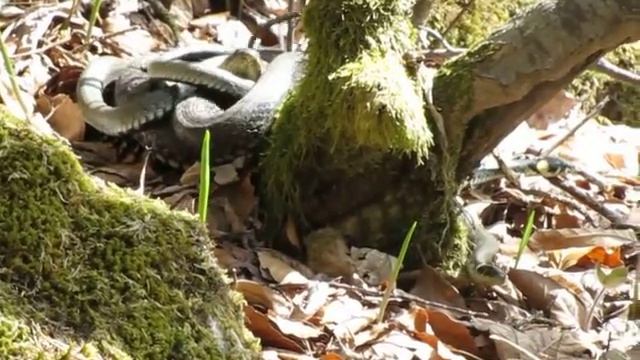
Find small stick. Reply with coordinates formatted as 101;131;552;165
594;58;640;86
540;96;609;158
547;177;639;230
442;1;472;38
247;12;300;49
11;36;72;59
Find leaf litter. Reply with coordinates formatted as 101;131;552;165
1;1;640;359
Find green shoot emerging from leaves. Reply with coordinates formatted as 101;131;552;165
377;221;417;323
0;34;29;120
514;209;536;269
198;130;211;224
86;0;103;45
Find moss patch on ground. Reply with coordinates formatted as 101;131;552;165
0;108;259;359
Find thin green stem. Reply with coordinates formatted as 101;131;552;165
197;130;211;224
377;221;417;323
86;0;103;45
0;35;30;120
514;209;535;269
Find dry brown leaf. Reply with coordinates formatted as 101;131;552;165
530;228;635;251
576;246;624;268
426;310;480;357
244;306;304;352
304;228;355;279
270;315;324;340
36;93;85;141
486;321;601;359
163;190;195;212
212;242;256;272
553;211;582;228
91;163;158;186
604;153;627;170
323;301;377;339
410;266;466;309
213;163;240;185
413;307;429;333
180;162;200;186
320;353;344;360
366;329;439;360
235;279;277;309
289;281;333;321
509;269;588;328
547;246;596;270
257;248;312;284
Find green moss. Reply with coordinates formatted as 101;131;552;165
262;0;432;217
0;109;259;359
433;42;502;125
428;0;538;48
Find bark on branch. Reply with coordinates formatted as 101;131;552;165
432;0;640;179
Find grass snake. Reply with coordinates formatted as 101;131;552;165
76;45;304;165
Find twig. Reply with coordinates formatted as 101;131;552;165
248;12;300;49
593;58;640;86
441;0;473;38
419;26;465;54
518;187;598;226
73;26;141;54
547;177;639;230
286;0;295;52
330;282;490;318
63;0;82;33
540;96;609;158
10;36;72;59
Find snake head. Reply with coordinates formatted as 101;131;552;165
529;156;572;177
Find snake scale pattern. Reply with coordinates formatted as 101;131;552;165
76;45;305;166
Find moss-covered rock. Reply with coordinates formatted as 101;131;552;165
0;108;259;359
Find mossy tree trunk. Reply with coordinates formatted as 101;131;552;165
261;0;640;271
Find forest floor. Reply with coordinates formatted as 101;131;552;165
1;1;640;359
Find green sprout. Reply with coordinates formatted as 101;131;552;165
0;35;30;120
197;130;211;224
377;221;418;323
86;0;103;45
514;208;536;269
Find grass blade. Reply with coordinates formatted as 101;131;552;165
514;209;535;269
377;221;417;323
197;130;211;224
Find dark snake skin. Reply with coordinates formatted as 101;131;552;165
76;45;304;165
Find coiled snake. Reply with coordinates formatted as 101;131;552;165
76;45;305;166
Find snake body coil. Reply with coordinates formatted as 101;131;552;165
76;45;304;165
